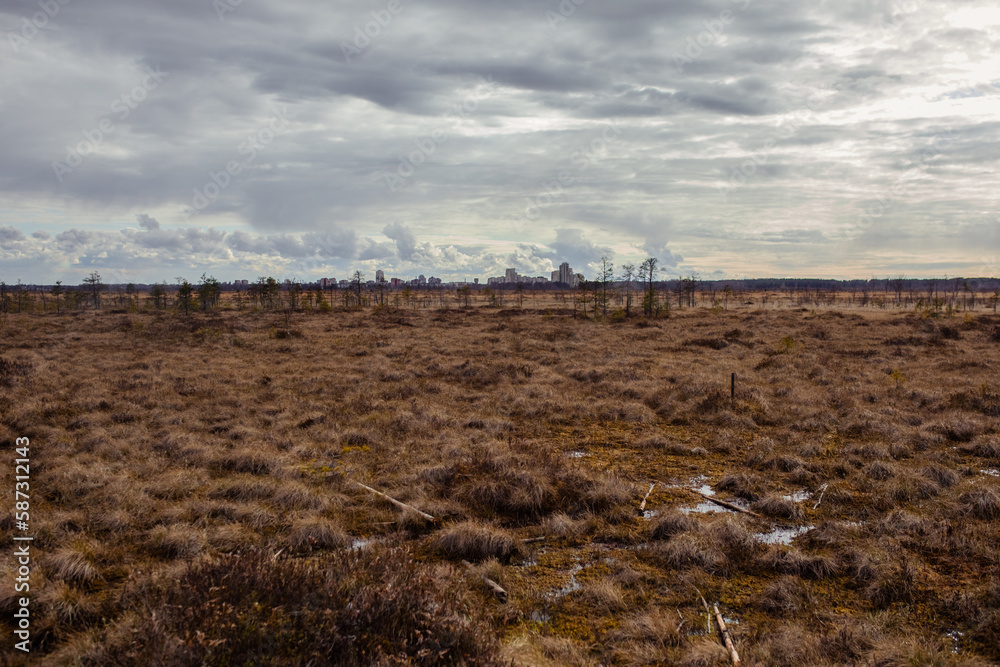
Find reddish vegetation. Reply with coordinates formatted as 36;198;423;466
1;297;999;665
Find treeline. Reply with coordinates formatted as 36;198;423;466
2;268;999;317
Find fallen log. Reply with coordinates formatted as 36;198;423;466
688;489;761;518
639;482;656;512
713;603;741;667
462;560;508;603
354;482;436;522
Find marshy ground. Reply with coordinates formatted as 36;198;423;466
1;299;999;665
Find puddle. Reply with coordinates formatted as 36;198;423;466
531;610;552;623
664;476;756;514
982;469;999;477
783;490;811;502
682;501;734;515
642;510;658;520
567;450;589;458
756;526;813;545
681;494;750;515
723;616;740;626
549;563;583;598
350;538;372;550
666;475;709;490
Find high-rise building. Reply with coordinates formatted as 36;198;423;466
558;262;573;285
376;270;385;283
505;268;518;283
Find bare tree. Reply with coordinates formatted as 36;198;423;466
639;257;658;316
51;281;63;314
351;271;364;308
82;271;103;309
889;275;905;307
620;263;635;317
597;256;614;319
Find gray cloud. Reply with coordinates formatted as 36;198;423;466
0;0;996;281
382;222;418;260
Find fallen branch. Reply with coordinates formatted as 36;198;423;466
812;483;829;510
639;482;656;512
688;489;761;518
522;536;546;544
693;586;712;634
713;603;741;667
354;482;436;522
462;560;508;603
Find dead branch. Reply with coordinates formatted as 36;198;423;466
639;482;656;512
354;482;436;522
522;536;546;544
714;603;741;667
689;489;761;518
462;560;508;603
812;483;829;510
693;585;712;634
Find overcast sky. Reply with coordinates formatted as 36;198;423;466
1;0;998;284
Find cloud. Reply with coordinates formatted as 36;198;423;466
0;0;997;281
0;226;25;244
549;228;613;274
382;222;418;260
137;214;160;231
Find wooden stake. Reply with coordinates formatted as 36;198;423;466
462;560;509;603
640;482;656;512
354;482;436;522
688;489;761;518
714;603;741;667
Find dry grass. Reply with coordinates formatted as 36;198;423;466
433;520;520;563
2;300;999;664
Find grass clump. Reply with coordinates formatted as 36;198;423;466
432;520;520;563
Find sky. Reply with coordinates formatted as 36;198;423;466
0;0;998;285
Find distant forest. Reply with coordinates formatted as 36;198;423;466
1;273;999;316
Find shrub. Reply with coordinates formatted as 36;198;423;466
444;442;630;523
83;548;502;666
0;356;33;387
